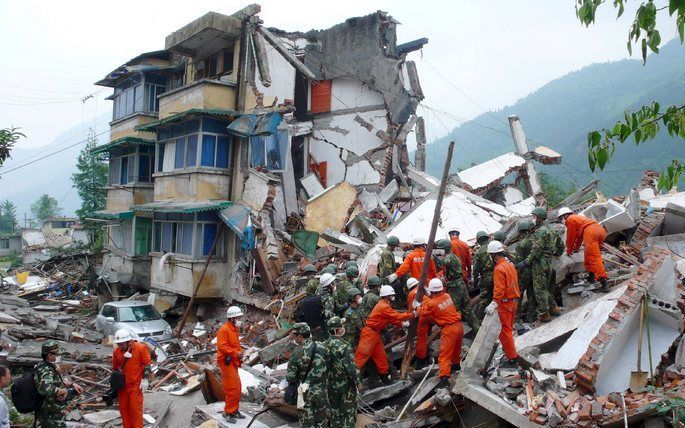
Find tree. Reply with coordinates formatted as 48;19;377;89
0;127;24;168
539;173;576;208
31;194;61;223
0;200;18;234
71;130;107;248
576;0;685;190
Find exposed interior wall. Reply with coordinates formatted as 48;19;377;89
153;172;231;201
250;33;296;108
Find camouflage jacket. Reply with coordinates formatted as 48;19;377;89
442;253;465;288
473;242;494;284
515;232;533;263
317;287;337;321
342;306;364;346
378;248;396;278
360;290;380;319
324;337;361;392
286;338;329;389
525;224;564;265
34;361;67;427
335;278;353;306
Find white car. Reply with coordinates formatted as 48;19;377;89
95;301;173;342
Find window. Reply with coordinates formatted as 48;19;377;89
152;212;224;258
250;130;287;172
156;118;231;173
101;305;117;320
0;239;9;250
117;305;161;322
112;73;167;120
108;145;155;185
195;48;235;81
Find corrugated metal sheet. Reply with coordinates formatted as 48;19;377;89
131;200;232;214
91;210;135;220
225;112;282;137
135;109;239;133
90;137;155;155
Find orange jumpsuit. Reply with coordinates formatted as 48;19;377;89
217;321;242;415
417;292;463;378
113;341;151;428
395;248;437;281
407;287;433;360
450;237;472;285
565;214;607;281
493;258;521;360
355;299;414;375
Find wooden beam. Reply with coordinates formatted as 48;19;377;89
256;26;316;80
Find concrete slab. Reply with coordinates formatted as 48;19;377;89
453;381;537;428
192;401;295;427
580;199;635;235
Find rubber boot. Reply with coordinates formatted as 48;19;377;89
380;374;394;385
500;358;519;369
587;272;595;284
414;357;429;369
451;363;461;373
231;412;246;420
538;312;552;323
597;278;609;293
436;377;450;389
549;304;561;317
224;413;237;424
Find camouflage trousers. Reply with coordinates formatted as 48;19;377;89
476;275;494;318
518;268;537;322
34;407;67;428
328;385;357;428
298;385;331;427
531;259;557;315
447;283;480;332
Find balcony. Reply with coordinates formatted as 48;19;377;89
110;113;158;142
165;12;241;59
158;79;237;119
105;187;154;212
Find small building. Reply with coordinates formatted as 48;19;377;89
0;234;21;257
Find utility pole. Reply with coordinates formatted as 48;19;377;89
400;140;455;379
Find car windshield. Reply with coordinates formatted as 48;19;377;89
118;305;161;322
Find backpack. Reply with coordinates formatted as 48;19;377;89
294;295;324;329
11;363;47;413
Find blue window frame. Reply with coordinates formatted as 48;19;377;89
152;212;224;258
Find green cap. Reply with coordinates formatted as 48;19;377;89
321;267;335;275
291;322;311;335
436;239;451;251
42;340;61;355
326;263;337;272
517;221;532;232
367;276;381;287
345;260;358;269
532;207;547;219
303;264;316;274
346;266;359;277
476;231;489;242
347;287;362;301
387;236;400;246
327;316;345;329
493;231;506;242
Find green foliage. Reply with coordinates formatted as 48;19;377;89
0;250;22;268
539;173;576;208
0;127;24;167
0;199;18;234
646;397;685;424
71;130;107;253
577;0;685;191
30;194;61;223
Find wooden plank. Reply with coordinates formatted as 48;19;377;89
251;247;277;295
601;242;640;265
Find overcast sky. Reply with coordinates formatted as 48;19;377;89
0;0;677;154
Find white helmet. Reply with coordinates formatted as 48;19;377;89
226;306;243;319
487;240;504;254
114;329;134;344
320;273;336;288
412;236;427;246
406;277;419;290
428;278;444;293
447;226;459;234
557;207;572;217
379;285;396;297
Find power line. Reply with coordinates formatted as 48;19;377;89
0;82;96;95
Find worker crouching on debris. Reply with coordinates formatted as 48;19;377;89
34;340;83;428
386;236;437;285
112;329;153;428
287;323;330;428
217;306;245;423
355;285;416;384
414;278;464;388
325;316;362;428
558;207;609;292
486;241;521;369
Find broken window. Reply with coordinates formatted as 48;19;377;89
249;130;287;172
152;212;225;258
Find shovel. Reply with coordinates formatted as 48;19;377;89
629;296;648;392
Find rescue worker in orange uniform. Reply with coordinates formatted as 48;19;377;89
558;207;609;292
448;227;472;285
112;329;153;428
413;278;464;388
484;241;521;369
386;236;437;285
217;306;245;423
406;277;434;368
355;285;417;384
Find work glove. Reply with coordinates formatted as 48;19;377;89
412;309;419;318
140;379;149;392
485;301;498;315
401;321;410;328
411;299;421;309
386;274;398;283
516;260;528;270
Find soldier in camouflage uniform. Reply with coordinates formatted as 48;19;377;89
343;288;364;347
436;239;480;333
360;276;381;319
34;341;83;428
287;323;331;428
318;273;338;323
335;266;359;308
517;207;562;322
296;278;327;341
473;231;494;319
378;236;399;280
300;264;318;292
325;317;361;428
514;221;537;322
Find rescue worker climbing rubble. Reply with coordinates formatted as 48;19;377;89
325;316;362;428
485;241;521;369
354;285;416;384
413;278;464;388
436;239;480;333
386;236;437;285
448;227;472;285
216;306;245;423
287;322;330;428
558;207;609;292
112;329;153;428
